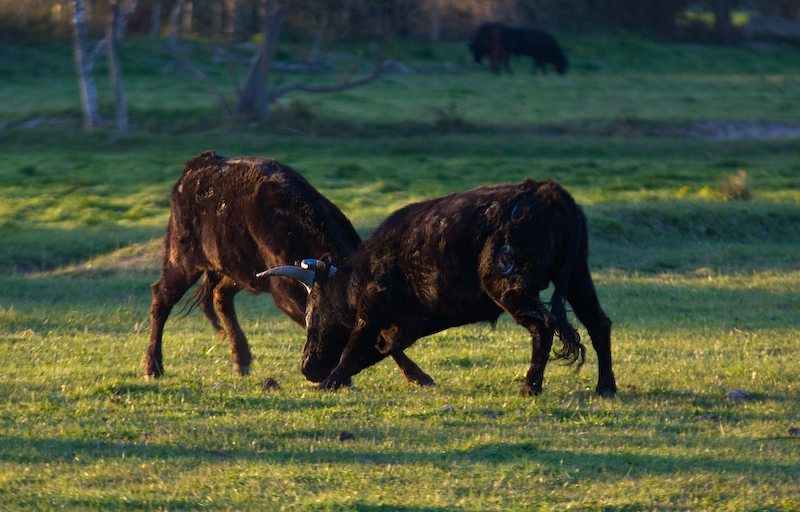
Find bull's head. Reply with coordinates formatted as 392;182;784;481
257;254;351;383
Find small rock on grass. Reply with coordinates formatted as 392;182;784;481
337;431;355;442
725;389;752;401
693;415;720;423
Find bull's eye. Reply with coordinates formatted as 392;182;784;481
496;245;515;275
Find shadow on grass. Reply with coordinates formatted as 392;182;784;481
2;433;797;479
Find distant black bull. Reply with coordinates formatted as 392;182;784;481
145;151;434;385
263;179;616;396
470;22;569;75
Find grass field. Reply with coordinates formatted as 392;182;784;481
1;33;799;510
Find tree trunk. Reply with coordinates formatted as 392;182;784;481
714;0;733;45
71;0;102;131
224;0;237;40
167;0;188;51
181;1;193;35
107;0;128;133
150;1;161;36
310;9;329;64
236;1;285;119
430;0;440;43
16;0;27;29
212;1;222;36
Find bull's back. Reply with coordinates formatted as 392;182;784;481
167;152;361;279
359;183;528;311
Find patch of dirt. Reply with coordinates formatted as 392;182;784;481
689;121;800;140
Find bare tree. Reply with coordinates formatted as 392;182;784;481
71;0;103;130
236;1;285;118
233;0;392;120
714;0;733;44
71;0;137;132
107;0;133;133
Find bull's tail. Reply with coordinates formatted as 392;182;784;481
180;273;224;335
549;201;586;368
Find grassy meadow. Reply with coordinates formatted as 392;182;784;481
1;33;799;510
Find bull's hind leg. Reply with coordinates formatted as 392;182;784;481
146;267;201;378
212;282;252;375
199;272;224;335
567;261;616;396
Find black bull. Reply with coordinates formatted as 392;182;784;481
145;151;434;386
264;179;617;396
469;22;569;75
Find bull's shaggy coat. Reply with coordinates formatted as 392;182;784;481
267;179;616;396
146;152;432;385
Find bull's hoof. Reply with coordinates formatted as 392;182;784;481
313;376;352;391
233;364;250;376
519;383;543;396
410;373;437;386
144;369;163;380
595;383;617;397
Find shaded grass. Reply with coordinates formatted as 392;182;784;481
4;36;800;134
2;131;799;273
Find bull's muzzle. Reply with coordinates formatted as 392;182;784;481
301;353;336;383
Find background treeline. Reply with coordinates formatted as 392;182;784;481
2;0;800;45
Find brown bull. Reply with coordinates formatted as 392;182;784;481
145;151;433;385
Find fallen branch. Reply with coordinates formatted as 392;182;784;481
269;59;393;103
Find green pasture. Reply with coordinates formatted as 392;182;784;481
1;34;799;510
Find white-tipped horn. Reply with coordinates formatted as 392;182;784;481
256;266;316;292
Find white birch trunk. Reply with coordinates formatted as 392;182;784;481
71;0;102;131
107;0;128;133
167;0;187;51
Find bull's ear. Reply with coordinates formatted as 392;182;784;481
307;254;337;282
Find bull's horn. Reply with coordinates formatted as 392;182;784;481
256;259;338;292
256;266;316;292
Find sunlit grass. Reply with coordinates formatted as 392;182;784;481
0;269;798;510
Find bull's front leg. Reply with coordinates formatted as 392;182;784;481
505;301;556;396
382;326;436;385
391;351;436;386
315;315;387;390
